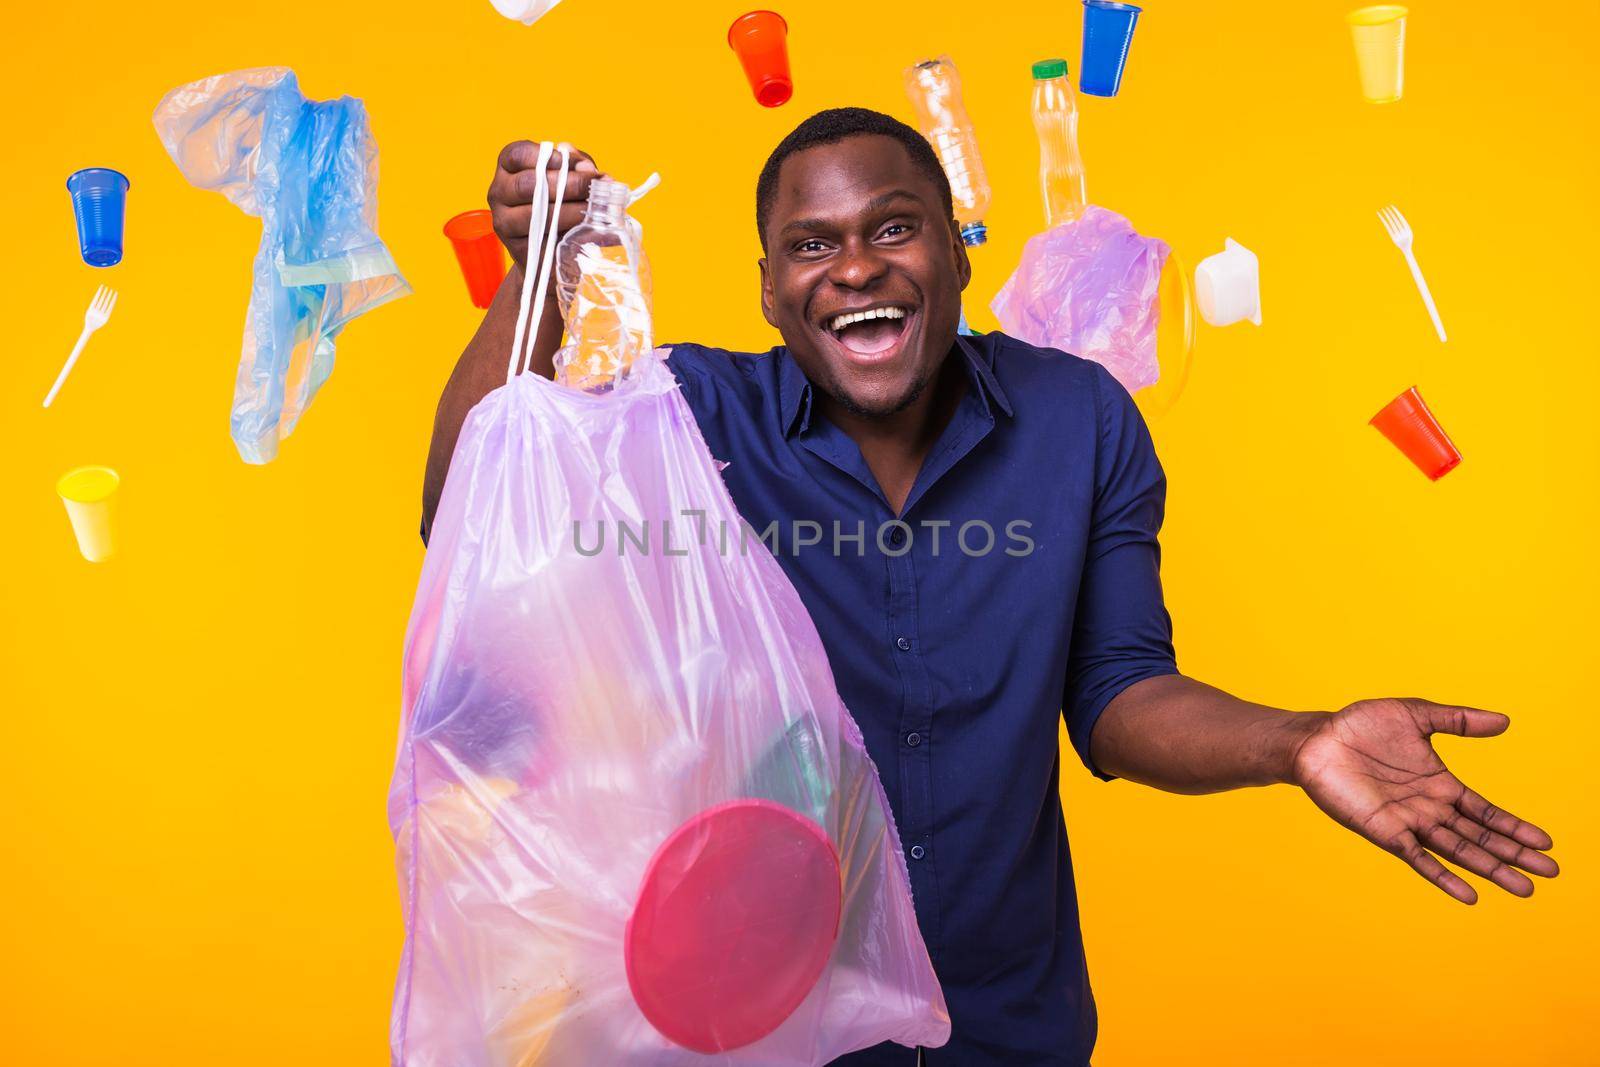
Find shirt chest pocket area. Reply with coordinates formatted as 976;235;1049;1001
922;520;1086;723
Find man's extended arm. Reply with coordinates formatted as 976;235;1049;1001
422;142;599;538
1093;675;1559;904
1070;369;1556;904
1090;673;1321;793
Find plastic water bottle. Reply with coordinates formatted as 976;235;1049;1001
554;177;653;392
1031;58;1087;227
904;56;993;247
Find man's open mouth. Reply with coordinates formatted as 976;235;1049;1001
823;304;915;361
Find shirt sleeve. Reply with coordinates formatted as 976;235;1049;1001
1062;364;1179;780
661;344;718;421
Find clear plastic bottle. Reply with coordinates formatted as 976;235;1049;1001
554;177;653;392
904;56;993;247
1030;58;1088;228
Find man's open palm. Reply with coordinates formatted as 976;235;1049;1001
1292;697;1558;904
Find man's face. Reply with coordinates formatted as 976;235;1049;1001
760;135;970;418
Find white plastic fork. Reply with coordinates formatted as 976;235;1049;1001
1378;204;1447;343
43;286;118;408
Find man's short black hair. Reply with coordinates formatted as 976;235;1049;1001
755;107;954;249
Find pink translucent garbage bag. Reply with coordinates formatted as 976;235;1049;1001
390;348;950;1064
990;205;1170;393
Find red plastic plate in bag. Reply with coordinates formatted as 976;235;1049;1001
625;798;843;1053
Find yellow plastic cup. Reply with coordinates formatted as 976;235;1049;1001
57;466;120;562
1347;6;1408;104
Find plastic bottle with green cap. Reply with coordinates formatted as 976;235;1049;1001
1031;57;1088;227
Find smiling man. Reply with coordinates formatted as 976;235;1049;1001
420;109;1557;1066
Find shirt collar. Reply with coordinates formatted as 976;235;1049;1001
779;332;1013;438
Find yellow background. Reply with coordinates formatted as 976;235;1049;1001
2;0;1596;1063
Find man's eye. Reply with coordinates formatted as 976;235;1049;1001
794;239;829;254
878;223;912;240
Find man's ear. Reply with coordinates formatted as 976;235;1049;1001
952;219;972;292
759;256;777;328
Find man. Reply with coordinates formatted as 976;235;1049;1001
421;109;1557;1065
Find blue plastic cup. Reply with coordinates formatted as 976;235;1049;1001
66;168;131;267
1080;1;1142;98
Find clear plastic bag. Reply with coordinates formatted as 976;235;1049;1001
390;143;949;1066
153;67;409;463
989;205;1169;393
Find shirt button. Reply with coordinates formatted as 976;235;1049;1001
896;636;912;651
909;845;926;860
888;527;906;546
906;732;921;747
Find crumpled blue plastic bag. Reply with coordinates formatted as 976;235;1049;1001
154;67;409;463
990;206;1169;394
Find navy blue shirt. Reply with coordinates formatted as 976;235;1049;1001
662;332;1179;1065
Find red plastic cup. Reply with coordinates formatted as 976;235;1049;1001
443;210;507;309
1370;386;1462;480
727;11;793;108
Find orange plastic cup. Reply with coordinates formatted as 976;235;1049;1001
728;11;793;108
1370;386;1462;480
444;210;507;309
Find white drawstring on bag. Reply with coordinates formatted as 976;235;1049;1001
507;141;570;382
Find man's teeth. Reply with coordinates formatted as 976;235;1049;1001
828;307;907;333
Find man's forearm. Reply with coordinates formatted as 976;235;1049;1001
421;264;564;537
1089;674;1329;794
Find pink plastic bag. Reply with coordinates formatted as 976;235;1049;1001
389;143;948;1066
990;205;1170;393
